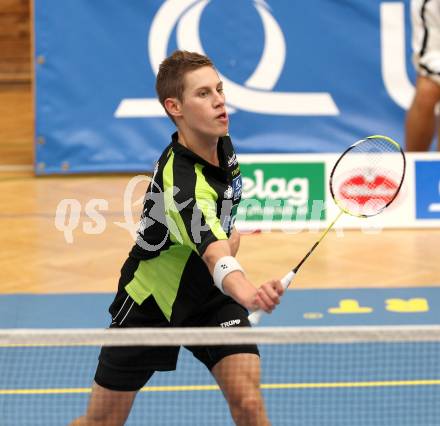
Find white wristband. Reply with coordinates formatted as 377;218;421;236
213;256;244;294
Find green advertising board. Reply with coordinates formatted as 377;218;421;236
238;162;326;222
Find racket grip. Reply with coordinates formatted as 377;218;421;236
280;270;296;290
248;271;296;326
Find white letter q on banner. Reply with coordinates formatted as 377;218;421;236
115;0;339;118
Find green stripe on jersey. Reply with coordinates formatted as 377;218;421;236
194;163;228;241
125;245;192;321
163;151;197;252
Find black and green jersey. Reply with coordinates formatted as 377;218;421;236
125;132;242;325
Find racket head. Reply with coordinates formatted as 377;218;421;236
329;135;406;218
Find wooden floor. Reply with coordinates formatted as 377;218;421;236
0;83;33;165
1;173;439;294
0;0;33;165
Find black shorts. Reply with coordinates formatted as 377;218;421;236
94;292;259;391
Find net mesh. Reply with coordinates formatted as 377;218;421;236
1;326;439;426
330;136;405;217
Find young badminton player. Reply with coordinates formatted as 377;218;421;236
70;50;284;426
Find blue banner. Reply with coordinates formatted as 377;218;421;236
34;0;415;174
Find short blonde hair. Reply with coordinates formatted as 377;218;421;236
155;50;214;121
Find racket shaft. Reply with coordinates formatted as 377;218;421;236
248;136;405;326
249;211;342;326
248;271;295;325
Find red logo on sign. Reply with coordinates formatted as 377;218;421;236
339;174;398;207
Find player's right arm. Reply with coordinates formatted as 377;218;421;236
227;227;240;257
202;240;284;313
167;159;283;312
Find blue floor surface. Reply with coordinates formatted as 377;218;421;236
1;288;439;425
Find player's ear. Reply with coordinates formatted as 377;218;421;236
164;98;183;119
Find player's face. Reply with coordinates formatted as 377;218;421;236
179;66;228;138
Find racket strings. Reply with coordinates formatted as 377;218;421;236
330;137;405;217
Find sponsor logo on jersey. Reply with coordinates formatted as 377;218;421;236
220;319;241;328
232;175;242;201
224;185;233;199
227;153;238;167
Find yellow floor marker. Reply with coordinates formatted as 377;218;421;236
328;299;373;314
